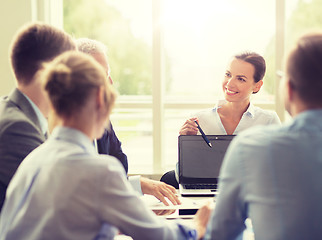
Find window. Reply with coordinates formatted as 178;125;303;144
285;0;322;52
64;0;155;172
162;0;276;170
163;0;276;102
63;0;320;174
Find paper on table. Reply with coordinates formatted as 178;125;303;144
141;194;213;210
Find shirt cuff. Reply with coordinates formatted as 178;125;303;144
178;224;197;240
128;175;143;195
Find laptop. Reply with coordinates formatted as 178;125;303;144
178;135;235;196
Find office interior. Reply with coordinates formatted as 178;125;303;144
1;0;320;180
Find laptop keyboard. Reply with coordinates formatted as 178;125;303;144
183;184;217;189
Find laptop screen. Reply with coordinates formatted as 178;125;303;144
178;135;235;184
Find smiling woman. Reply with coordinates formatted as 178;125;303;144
159;52;283;188
179;51;280;137
62;0;318;175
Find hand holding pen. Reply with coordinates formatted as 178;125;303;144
194;120;212;148
179;117;199;135
178;117;212;147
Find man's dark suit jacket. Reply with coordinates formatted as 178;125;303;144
96;124;128;174
0;89;46;211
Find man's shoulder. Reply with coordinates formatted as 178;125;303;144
1;89;25;119
0;99;36;132
0;99;44;151
1;97;22;115
1;88;41;127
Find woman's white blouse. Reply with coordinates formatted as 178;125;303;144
193;100;281;135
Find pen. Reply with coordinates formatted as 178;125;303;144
194;120;212;148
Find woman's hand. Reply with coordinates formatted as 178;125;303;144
179;117;199;135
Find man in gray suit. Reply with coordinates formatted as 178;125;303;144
0;22;76;211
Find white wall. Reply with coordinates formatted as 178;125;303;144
0;0;63;96
0;0;32;96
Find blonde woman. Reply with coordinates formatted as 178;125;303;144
0;51;211;240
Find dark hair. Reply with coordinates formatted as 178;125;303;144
10;22;76;85
234;52;266;83
287;32;322;106
43;51;116;118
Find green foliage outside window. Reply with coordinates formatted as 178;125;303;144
64;0;322;97
263;0;322;95
64;0;152;95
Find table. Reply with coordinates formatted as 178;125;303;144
114;194;254;240
114;194;214;240
144;194;214;219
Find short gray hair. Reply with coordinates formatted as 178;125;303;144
76;38;107;55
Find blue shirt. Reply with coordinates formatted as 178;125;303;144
0;127;196;240
205;109;322;240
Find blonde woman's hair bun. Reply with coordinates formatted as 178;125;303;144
43;51;116;118
45;62;73;97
